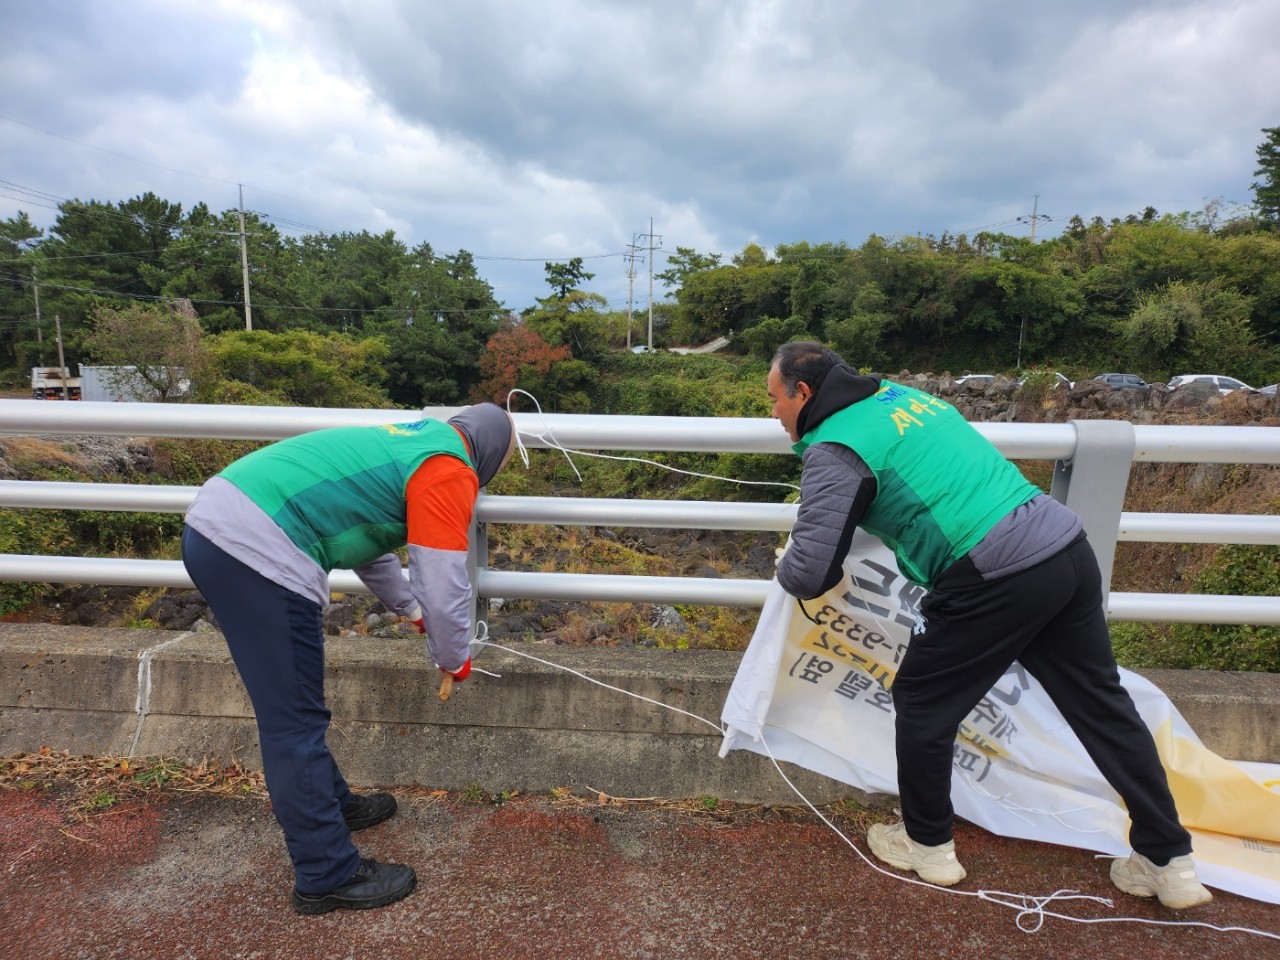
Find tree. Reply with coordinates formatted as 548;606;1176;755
1253;126;1280;230
735;315;808;361
656;247;723;291
157;205;294;333
544;257;595;298
0;212;43;371
523;289;614;361
205;329;389;408
285;230;406;333
824;283;894;369
364;243;503;406
81;299;210;401
37;193;185;350
472;323;572;406
1119;280;1262;381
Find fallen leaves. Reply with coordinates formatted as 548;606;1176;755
0;748;266;819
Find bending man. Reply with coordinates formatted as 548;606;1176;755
767;342;1209;909
182;404;516;915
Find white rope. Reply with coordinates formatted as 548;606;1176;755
470;632;1280;942
472;638;722;735
505;389;800;493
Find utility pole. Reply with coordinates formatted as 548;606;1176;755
639;217;662;351
238;184;253;331
32;263;44;364
54;314;68;400
1015;196;1049;369
624;235;642;350
1018;194;1050;242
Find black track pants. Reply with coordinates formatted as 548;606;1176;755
890;536;1192;862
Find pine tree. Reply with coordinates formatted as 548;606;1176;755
1252;126;1280;229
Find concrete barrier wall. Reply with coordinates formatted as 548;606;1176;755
1;623;1276;805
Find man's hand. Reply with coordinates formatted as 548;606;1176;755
441;658;471;682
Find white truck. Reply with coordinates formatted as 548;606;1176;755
30;367;82;400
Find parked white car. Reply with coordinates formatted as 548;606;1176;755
1168;374;1254;396
1018;371;1073;389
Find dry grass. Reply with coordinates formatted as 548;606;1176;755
0;747;266;819
1114;460;1280;594
0;436;88;472
1;751;888;831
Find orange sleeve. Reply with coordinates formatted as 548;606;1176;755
405;455;479;551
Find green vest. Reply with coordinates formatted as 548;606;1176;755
796;381;1037;587
221;420;473;571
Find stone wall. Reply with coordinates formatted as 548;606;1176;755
899;374;1280;425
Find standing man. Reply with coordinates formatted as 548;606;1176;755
182;403;516;915
767;342;1210;909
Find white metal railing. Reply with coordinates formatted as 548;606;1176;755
1;399;1279;624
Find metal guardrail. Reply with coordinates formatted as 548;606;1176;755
1;399;1279;624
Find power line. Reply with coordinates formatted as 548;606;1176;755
0;271;508;317
4;175;635;267
0;112;240;187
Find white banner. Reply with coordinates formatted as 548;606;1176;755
720;532;1280;903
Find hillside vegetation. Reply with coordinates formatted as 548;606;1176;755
1;367;1276;672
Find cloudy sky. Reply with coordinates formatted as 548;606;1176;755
2;0;1277;312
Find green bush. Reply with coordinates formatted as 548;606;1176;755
0;508;74;614
1111;544;1280;672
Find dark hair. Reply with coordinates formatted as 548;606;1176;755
771;341;846;397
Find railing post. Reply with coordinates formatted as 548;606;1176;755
1049;419;1136;605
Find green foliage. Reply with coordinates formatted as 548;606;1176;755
544;257;595;298
1253;126;1280;229
1119;280;1261;381
205;329;390;408
72;510;185;558
1112;545;1280;672
656;247;722;291
736;316;809;361
148;438;263;485
0;508;73;614
135;758;183;789
362;242;504;406
523;290;615;361
82;300;211;401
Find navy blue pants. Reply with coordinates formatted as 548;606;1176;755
891;536;1192;863
181;526;361;893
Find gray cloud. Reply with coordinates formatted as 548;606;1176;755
2;0;1277;310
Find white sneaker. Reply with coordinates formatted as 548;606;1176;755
867;820;967;886
1110;852;1213;909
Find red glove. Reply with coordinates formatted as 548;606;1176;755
441;658;471;682
412;617;425;634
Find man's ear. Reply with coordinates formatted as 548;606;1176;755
795;381;813;403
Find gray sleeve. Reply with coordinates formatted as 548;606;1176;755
353;553;419;618
777;443;877;600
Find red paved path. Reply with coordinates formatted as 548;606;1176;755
1;788;1278;960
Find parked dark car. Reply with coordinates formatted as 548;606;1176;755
1094;373;1150;392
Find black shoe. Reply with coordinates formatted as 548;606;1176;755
342;791;397;831
291;858;416;915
